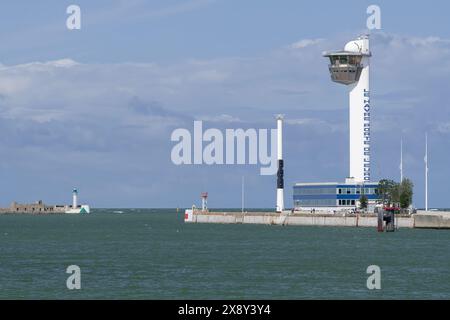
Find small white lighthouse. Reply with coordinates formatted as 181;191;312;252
66;188;90;214
276;115;284;212
72;188;78;209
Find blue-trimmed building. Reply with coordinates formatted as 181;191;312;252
293;180;380;210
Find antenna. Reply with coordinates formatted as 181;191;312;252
241;176;245;214
425;133;428;211
400;138;403;183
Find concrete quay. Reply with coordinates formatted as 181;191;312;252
185;210;450;229
413;211;450;229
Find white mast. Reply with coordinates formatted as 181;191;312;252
425;133;428;211
276;115;284;212
400;138;403;183
241;176;245;214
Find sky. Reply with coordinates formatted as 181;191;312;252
0;0;449;208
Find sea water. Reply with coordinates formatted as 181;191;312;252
0;209;449;299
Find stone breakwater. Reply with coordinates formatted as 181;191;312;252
0;201;68;214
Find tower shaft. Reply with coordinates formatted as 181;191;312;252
349;59;370;182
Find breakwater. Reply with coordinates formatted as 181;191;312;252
185;210;450;229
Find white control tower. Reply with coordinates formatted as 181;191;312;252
323;35;371;183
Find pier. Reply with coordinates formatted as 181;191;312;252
0;188;90;215
185;210;450;229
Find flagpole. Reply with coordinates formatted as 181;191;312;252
425;133;428;211
241;176;245;214
400;138;403;183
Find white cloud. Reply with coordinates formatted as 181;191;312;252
187;69;229;83
285;118;324;126
289;38;324;49
0;77;30;95
406;36;450;46
0;59;79;71
285;118;346;133
197;114;242;123
437;122;450;134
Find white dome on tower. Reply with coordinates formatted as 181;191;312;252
344;35;370;55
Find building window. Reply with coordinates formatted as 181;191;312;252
339;56;348;64
294;187;337;195
298;199;337;207
351;200;355;205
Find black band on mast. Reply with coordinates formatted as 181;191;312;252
277;159;284;189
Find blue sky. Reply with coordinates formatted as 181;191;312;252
0;0;449;208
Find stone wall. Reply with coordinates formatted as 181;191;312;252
0;201;67;214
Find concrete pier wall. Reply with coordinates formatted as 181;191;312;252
414;211;450;229
188;210;448;229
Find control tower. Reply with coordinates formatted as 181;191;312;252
323;35;371;182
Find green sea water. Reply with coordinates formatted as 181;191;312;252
0;209;449;299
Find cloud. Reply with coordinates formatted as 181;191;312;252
437;122;450;134
289;38;324;49
128;96;191;122
0;58;80;70
285;118;345;132
196;114;242;123
285;118;324;126
0;32;449;207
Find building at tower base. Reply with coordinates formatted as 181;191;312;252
293;179;379;212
